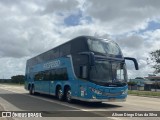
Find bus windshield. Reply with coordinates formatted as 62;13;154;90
89;60;127;85
87;38;122;56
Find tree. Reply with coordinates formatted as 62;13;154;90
149;50;160;74
11;75;25;84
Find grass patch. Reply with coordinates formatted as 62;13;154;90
128;90;160;97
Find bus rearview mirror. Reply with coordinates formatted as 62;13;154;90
124;57;139;70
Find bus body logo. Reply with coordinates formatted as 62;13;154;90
43;60;61;69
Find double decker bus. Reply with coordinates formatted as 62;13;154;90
25;36;138;103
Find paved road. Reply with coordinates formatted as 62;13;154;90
0;84;160;120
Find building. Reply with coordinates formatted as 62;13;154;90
128;76;160;91
144;76;160;91
145;76;160;81
128;78;146;90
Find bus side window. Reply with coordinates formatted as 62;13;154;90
35;72;43;81
62;68;68;80
46;68;68;81
54;68;68;80
50;70;55;81
43;71;50;81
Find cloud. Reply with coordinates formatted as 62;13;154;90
85;0;160;34
41;0;79;14
116;35;144;49
0;57;27;78
115;29;160;78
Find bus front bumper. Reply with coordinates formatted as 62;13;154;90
72;96;127;102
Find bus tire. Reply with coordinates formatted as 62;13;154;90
57;87;63;101
29;85;35;95
29;86;32;95
66;88;72;103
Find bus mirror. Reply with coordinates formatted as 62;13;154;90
80;66;88;79
124;57;139;70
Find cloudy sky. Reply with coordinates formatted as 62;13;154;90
0;0;160;79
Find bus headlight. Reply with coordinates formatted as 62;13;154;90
89;87;102;95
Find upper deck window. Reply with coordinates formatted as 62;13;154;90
87;38;122;56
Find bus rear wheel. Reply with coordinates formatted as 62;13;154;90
29;85;35;95
66;88;72;103
57;88;63;101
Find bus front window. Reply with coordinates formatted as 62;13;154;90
112;62;127;82
90;61;127;85
87;38;122;56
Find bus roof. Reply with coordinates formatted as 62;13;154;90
26;36;119;67
27;36;90;66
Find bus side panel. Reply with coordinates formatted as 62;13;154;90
34;81;50;93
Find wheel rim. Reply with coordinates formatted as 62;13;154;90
66;90;71;102
58;89;63;100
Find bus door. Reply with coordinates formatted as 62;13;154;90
77;65;89;98
78;79;88;98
